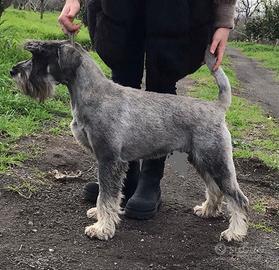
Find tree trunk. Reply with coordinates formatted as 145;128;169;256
40;0;44;20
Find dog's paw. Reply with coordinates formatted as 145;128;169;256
85;222;115;241
193;203;222;218
220;229;246;242
87;207;98;220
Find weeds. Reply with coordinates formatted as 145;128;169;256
250;222;273;233
252;200;266;214
5;180;38;199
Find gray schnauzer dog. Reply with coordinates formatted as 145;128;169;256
11;40;249;242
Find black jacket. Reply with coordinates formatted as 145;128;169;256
87;0;214;80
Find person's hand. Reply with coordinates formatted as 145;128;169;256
58;0;81;34
210;28;230;71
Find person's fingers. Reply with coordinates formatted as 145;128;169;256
60;24;67;34
59;15;80;33
210;39;219;55
58;2;80;34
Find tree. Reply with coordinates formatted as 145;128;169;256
245;0;279;41
13;0;63;12
40;0;44;19
236;0;263;21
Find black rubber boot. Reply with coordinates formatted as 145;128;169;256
83;182;99;204
125;157;166;220
83;161;140;205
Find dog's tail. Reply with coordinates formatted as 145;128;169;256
205;47;231;110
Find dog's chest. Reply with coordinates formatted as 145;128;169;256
70;114;92;150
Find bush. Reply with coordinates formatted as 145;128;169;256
245;1;279;42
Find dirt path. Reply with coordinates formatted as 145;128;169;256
227;47;279;118
1;132;279;270
1;54;279;269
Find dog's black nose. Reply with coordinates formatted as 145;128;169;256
10;69;16;77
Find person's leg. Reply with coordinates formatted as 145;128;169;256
125;157;166;219
124;36;178;219
84;0;145;204
125;0;214;219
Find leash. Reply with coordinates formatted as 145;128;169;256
68;32;75;47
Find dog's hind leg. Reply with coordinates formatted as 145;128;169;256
218;154;249;242
85;160;128;240
193;174;223;218
191;134;249;241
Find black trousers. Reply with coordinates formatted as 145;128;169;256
87;0;214;94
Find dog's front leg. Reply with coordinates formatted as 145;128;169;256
85;160;128;240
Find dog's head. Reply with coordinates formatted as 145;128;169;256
10;40;82;102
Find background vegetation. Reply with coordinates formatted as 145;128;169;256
245;1;279;41
233;0;279;42
0;8;109;172
0;8;278;173
230;42;279;78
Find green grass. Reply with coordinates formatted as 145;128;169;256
5;180;38;199
250;222;273;233
0;9;82;172
230;41;279;79
189;57;279;170
4;168;47;198
0;8;111;172
252;200;266;214
90;51;112;78
1;8;90;47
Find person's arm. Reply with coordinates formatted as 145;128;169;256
58;0;81;34
210;0;237;70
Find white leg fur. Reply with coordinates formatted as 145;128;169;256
220;198;248;242
87;207;98;220
85;192;122;240
194;180;223;218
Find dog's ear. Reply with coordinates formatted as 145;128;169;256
58;44;82;72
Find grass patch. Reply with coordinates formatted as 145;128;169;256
0;9;81;172
189;57;279;170
230;41;279;79
252;200;266;214
250;222;273;233
0;145;28;172
5;180;38;199
4;168;48;198
1;8;90;47
3;167;50;199
0;9;110;173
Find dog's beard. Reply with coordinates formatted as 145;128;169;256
14;71;55;102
